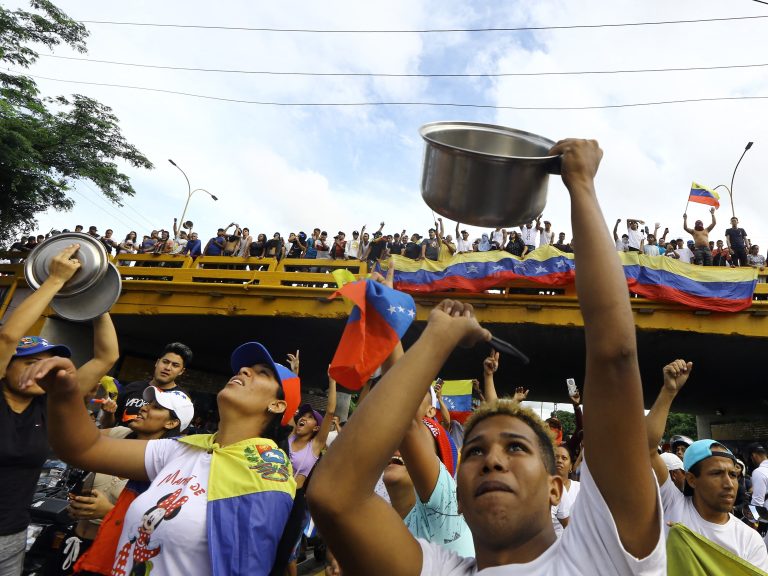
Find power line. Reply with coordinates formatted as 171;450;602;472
37;53;768;78
80;182;161;231
13;69;768;111
76;14;768;33
69;186;149;232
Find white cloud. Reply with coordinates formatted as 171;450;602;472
7;0;765;252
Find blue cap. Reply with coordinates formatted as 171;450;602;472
297;404;323;428
229;342;301;427
683;439;735;472
13;336;71;359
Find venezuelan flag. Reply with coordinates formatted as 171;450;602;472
389;246;757;313
667;523;768;575
438;379;473;424
329;280;416;390
689;182;721;209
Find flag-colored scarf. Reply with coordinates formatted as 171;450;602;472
179;434;297;576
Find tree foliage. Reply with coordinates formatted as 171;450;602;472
0;0;152;244
665;412;697;441
553;410;576;438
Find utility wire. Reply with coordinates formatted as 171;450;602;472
15;69;768;110
37;53;768;78
80;182;161;231
76;14;768;33
70;186;150;232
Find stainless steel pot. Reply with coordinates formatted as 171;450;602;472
23;233;121;321
419;122;561;228
24;232;109;297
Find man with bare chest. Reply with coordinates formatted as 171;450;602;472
683;208;716;266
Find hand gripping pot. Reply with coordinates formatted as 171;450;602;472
419;122;562;228
23;232;122;322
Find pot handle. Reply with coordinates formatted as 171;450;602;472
546;154;563;175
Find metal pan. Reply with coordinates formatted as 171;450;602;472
50;263;122;322
24;233;109;297
420;122;561;228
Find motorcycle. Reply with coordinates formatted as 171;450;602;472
23;461;89;576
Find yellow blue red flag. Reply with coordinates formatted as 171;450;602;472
689;182;721;209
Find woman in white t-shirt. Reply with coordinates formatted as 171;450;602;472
21;342;302;576
552;444;581;537
308;140;665;576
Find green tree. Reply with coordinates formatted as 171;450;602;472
665;412;697;441
553;410;576;438
0;0;152;245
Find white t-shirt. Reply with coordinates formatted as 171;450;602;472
659;478;768;570
643;244;660;257
538;229;555;247
419;461;665;575
627;227;644;250
491;230;504;246
113;440;211;576
616;239;629;252
750;460;768;506
456;238;471;253
551;480;581;538
675;247;694;263
521;227;537;247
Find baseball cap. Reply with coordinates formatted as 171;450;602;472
143;386;194;431
297;404;323;428
13;336;71;359
683;439;735;472
230;342;301;426
423;417;458;477
660;452;684;472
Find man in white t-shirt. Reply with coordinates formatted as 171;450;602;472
309;139;665;576
537;220;555;247
646;360;768;570
626;219;644;252
748;444;768;507
520;221;538;253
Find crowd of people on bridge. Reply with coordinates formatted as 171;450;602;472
3;140;768;576
4;200;767;274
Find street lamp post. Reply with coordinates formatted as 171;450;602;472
724;142;754;218
168;159;218;235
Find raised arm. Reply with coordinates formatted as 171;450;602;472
434;379;451;427
612;219;621;243
313;370;337;452
482;349;499;404
707;207;717;232
551;138;659;557
0;245;81;379
646;360;692;485
75;313;120;397
308;301;490;576
20;356;149;480
682;214;694;235
565;388;584;457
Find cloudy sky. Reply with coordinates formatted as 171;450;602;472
11;0;768;250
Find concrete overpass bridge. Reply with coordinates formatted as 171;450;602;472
2;252;767;440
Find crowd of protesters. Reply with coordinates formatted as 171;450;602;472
4;140;768;576
4;206;766;273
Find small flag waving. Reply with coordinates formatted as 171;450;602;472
689;182;720;209
438;379;474;424
329;280;416;390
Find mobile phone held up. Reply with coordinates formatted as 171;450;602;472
566;378;578;397
71;471;96;496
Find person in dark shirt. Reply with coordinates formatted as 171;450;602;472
504;230;527;257
183;232;202;258
0;244;119;575
249;233;267;258
403;234;422;260
204;228;227;256
725;216;749;267
389;233;404;257
419;229;441;261
102;342;193;428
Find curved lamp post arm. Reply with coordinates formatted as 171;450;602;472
728;142;754;218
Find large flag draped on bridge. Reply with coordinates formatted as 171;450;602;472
388;245;757;313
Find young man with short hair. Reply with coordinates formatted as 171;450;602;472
309;139;665;575
204;229;227;256
725;217;749;267
102;342;193;428
646;359;768;569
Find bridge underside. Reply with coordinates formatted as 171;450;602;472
110;313;764;418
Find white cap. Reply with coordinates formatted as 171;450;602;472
142;386;194;431
660;452;684;472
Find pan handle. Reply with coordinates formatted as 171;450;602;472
546;154;563;175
